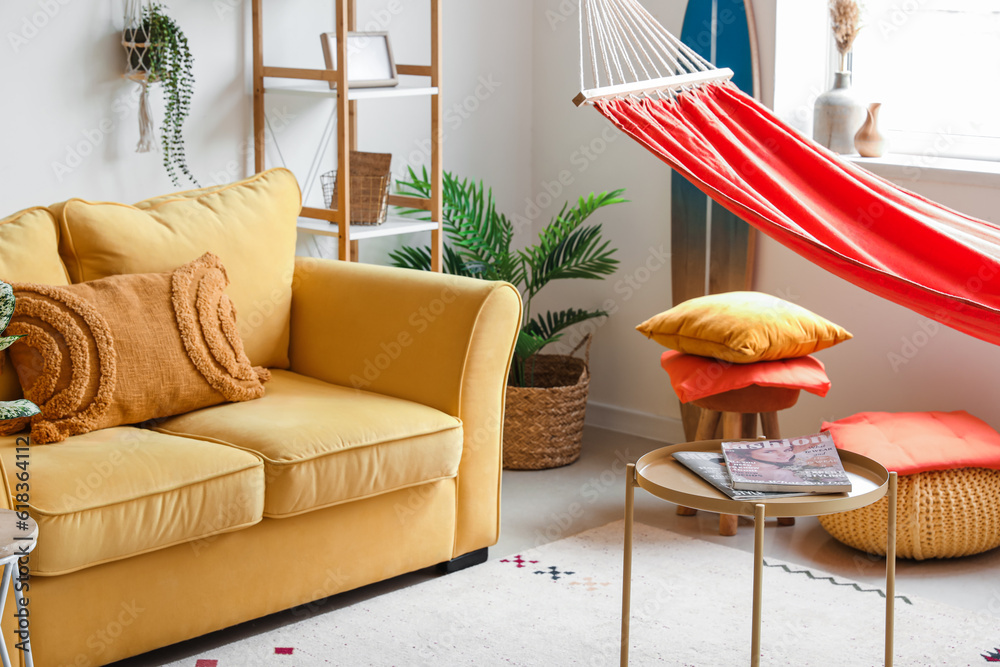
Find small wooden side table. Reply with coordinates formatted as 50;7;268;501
682;384;804;535
620;439;897;667
0;510;37;667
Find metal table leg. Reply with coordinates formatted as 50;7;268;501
12;559;32;667
621;463;636;667
885;472;897;667
0;561;12;667
751;503;766;667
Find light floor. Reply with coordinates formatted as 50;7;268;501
115;425;1000;665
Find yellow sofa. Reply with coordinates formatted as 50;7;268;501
0;169;521;666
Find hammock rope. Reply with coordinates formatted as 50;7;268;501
575;0;725;106
574;0;1000;348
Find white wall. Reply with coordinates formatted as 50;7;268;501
0;0;534;257
2;1;248;208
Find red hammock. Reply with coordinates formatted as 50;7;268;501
594;84;1000;346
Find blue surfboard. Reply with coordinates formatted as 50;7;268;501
670;0;760;438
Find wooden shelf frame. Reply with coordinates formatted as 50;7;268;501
251;0;443;269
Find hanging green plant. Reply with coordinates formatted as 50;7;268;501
125;2;198;187
389;167;626;387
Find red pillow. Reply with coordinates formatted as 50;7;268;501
821;411;1000;475
660;350;831;404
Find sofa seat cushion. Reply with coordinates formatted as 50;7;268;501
154;370;464;518
3;427;265;576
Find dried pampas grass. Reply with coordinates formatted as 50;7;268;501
829;0;862;70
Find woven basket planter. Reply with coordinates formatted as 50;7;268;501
818;467;1000;560
503;337;591;470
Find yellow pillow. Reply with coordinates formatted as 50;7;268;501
58;168;301;369
636;291;852;363
0;206;71;285
1;206;72;405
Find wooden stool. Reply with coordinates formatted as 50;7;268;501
676;383;801;535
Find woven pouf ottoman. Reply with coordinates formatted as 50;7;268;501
818;411;1000;560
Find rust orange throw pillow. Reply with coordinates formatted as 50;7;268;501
5;253;270;444
660;350;832;404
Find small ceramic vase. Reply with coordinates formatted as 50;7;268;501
813;71;866;155
854;102;887;158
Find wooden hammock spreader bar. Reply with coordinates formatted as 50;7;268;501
572;68;734;107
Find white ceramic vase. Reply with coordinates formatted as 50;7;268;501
813;71;866;155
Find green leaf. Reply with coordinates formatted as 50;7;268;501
388;244;433;272
390;169;627;365
511;330;561;388
394;167;519;283
0;282;14;331
144;3;198;187
524;308;607;342
0;335;24;352
521;224;619;298
388;243;477;277
0;399;40;422
515;330;555;362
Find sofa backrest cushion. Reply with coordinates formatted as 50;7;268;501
57;168;301;369
1;206;72;406
7;253;271;444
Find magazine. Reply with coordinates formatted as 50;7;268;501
720;432;852;493
673;451;811;501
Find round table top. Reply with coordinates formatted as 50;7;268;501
0;509;38;559
636;439;890;518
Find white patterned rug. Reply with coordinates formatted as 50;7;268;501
166;521;1000;666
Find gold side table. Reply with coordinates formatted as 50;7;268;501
620;439;897;667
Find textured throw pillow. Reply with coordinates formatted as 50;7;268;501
58;168;301;369
5;253;270;444
636;291;853;363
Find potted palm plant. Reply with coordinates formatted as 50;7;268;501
0;283;40;425
390;168;626;469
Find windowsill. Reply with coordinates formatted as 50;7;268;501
847;154;1000;188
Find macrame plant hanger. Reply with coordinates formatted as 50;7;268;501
574;0;733;106
123;0;157;153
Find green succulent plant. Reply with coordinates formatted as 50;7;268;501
0;282;40;422
389;167;626;387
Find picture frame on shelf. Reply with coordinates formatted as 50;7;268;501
320;31;399;90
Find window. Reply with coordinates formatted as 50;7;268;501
850;0;1000;162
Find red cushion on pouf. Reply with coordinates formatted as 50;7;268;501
659;350;832;404
821;411;1000;475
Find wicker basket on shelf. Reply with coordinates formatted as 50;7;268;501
321;151;392;225
503;336;591;470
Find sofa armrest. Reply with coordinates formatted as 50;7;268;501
288;257;521;554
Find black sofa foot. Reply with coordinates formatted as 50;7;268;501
437;547;488;573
